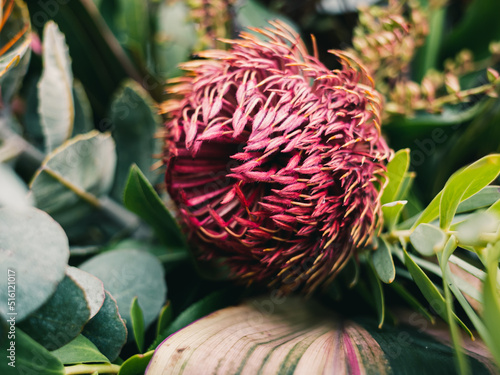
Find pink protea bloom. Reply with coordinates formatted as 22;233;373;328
163;21;391;294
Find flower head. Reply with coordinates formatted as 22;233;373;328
163;21;391;294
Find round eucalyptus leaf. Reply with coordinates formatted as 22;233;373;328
79;249;167;335
0;206;69;321
18;275;91;351
82;291;127;362
67;266;105;319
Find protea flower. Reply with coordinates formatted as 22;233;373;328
162;20;391;294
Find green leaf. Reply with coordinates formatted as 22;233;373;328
118;350;154;375
0;163;34;208
482;242;500;367
30;131;117;228
381;149;410;205
454;212;500;247
110;80;161;201
72;80;94;137
149;288;238;351
66;266;105;319
371;238;395;284
82;291;127;362
440;154;500;230
79;248;167;335
130;296;145;353
51;335;109;365
0;207;69;321
123;164;186;247
18;275;91;350
389;281;435;323
115;0;149;60
457;186;500;213
0;328;64;375
236;0;297;32
367;262;385;328
38;21;74;152
156;301;173;337
410;223;447;256
402;246;472;338
381;201;407;231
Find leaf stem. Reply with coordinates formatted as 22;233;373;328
64;363;121;375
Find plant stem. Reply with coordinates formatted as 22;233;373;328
64;363;121;375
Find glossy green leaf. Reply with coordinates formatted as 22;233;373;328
381;149;410;205
0;163;34;208
156;301;173;337
51;335;109;365
118;350;154;375
482;242;500;367
146;297;494;375
110;80;161;200
0;328;64;375
149;288;238;351
66;266;105;319
18;275;91;350
130;296;145;353
82;291;127;362
402;247;472;338
410;223;447;256
123;164;186;247
457;186;500;213
38;21;74;152
382;201;407;231
371;238;395;284
79;248;167;335
0;207;69;322
440;154;500;230
30;131;116;227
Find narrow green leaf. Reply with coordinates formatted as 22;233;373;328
457;186;500;213
381;149;410;205
440;154;500;230
118;350;154;375
123;164;186;247
371;238;396;284
389;281;435;323
0;207;69;322
51;335;109;365
438;236;470;375
381;201;407;231
402;246;473;339
130;296;145;353
410;223;447;256
39;21;74;152
367;262;385;328
482;242;500;367
0;328;64;375
156;301;173;337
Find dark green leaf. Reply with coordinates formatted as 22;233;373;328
367;262;385;328
50;335;109;365
115;0;149;60
389;281;435;323
156;301;173;337
381;149;410;205
130;296;145;353
0;207;69;321
66;266;105;319
18;275;91;350
0;328;64;375
123;164;186;247
79;248;167;334
110;80;161;201
82;291;127;362
410;223;447;256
